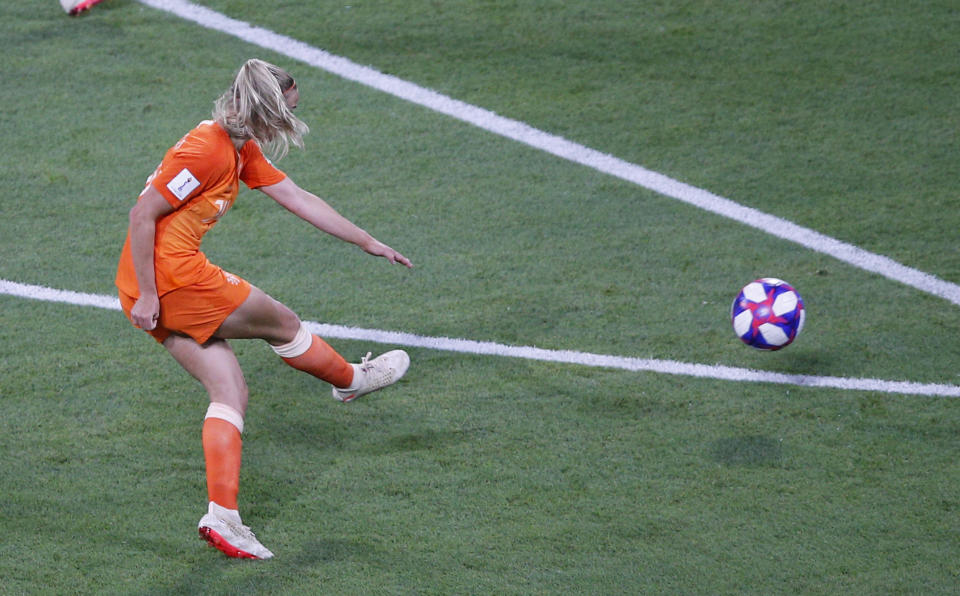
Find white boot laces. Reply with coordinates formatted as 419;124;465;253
358;352;396;390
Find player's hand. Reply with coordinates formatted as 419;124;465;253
364;239;413;268
130;294;161;331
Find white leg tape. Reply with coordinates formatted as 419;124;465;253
205;402;245;434
271;323;312;358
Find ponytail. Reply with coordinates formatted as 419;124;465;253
213;59;309;160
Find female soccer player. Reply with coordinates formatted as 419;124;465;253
116;58;412;559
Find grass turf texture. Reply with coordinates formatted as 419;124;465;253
1;0;958;593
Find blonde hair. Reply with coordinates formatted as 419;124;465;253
213;59;309;160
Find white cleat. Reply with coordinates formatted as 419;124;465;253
60;0;107;15
198;502;274;560
332;350;410;402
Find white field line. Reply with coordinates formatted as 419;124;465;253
2;279;958;398
136;0;960;308
13;5;956;397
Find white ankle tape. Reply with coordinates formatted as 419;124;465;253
205;402;244;434
271;324;312;358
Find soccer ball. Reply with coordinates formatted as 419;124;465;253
731;278;805;350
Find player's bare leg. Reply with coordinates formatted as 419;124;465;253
163;334;273;559
217;286;409;400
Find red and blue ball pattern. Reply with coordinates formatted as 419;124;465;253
731;278;805;350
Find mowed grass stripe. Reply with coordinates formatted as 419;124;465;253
136;0;960;308
3;278;958;398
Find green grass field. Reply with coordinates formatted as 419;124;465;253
1;1;958;593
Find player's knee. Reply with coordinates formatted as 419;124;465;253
205;379;248;415
267;301;302;344
276;302;301;335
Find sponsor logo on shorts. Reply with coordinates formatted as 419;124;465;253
167;168;200;201
224;273;240;286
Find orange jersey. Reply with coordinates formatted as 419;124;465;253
116;120;286;298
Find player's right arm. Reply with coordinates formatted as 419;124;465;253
128;185;175;330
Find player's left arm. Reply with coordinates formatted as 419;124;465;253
257;177;412;268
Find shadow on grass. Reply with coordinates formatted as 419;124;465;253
144;537;393;595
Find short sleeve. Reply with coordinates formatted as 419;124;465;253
239;141;287;189
149;124;231;208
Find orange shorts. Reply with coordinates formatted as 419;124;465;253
119;268;252;344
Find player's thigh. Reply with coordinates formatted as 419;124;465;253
215;285;301;345
163;334;249;414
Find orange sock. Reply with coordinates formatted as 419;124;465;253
202;417;242;510
281;334;354;388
